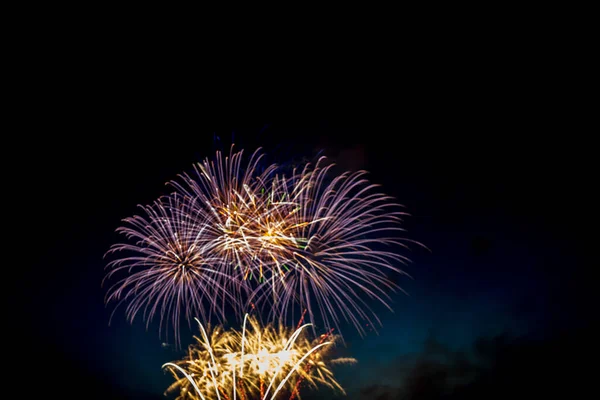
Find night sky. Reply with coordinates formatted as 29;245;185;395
23;104;594;399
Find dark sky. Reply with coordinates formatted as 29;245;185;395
19;76;594;399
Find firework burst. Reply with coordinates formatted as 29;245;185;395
248;156;420;337
163;313;355;400
103;193;241;348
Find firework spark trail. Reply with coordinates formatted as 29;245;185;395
163;314;355;400
103;194;242;348
288;327;335;400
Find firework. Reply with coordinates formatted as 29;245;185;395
104;146;419;345
103;193;242;348
163;313;355;400
247;156;420;337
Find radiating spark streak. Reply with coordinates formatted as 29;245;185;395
240;313;249;378
162;363;208;400
196;318;222;400
264;342;331;400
